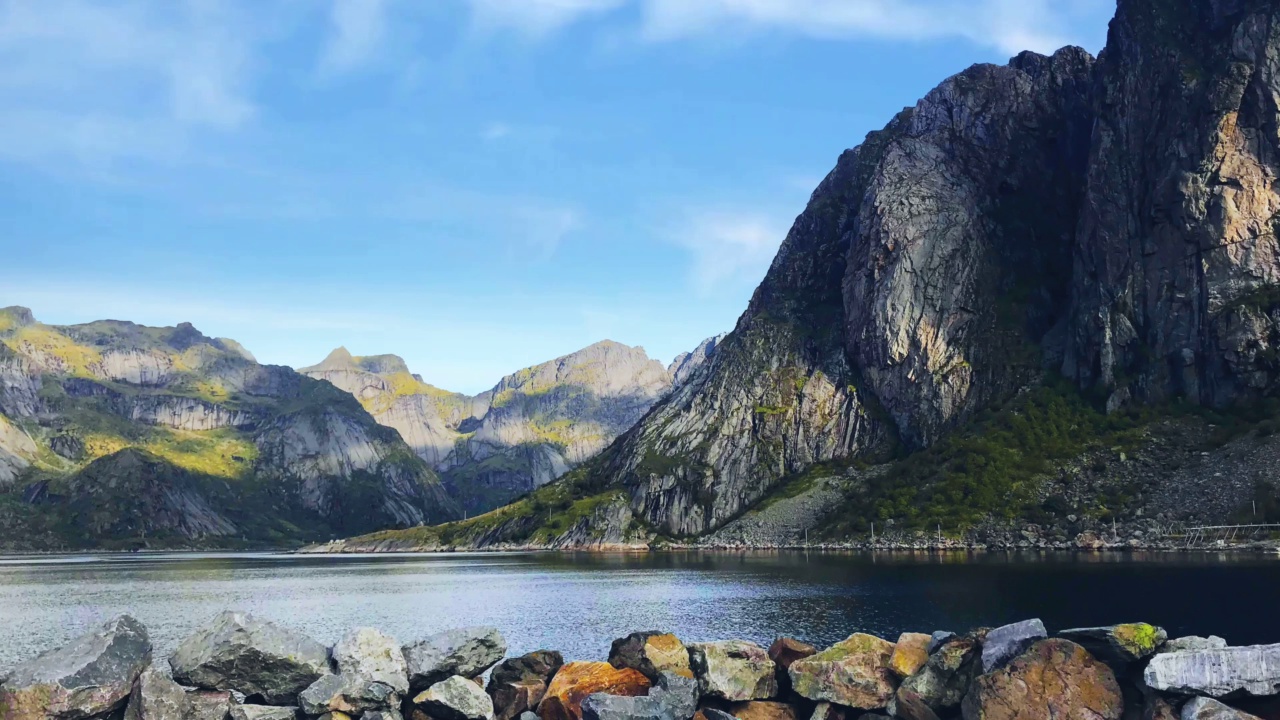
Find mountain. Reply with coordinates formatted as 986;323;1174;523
667;334;724;386
302;340;673;515
315;0;1280;551
0;307;461;550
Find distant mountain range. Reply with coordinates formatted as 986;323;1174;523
0;305;721;549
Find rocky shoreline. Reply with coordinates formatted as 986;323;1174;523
3;613;1279;720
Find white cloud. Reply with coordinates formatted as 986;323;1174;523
0;0;260;172
482;122;512;141
321;0;389;74
638;0;1080;54
466;0;626;36
673;211;787;296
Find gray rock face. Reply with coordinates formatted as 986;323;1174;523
364;711;405;720
169;612;333;705
1058;624;1168;665
124;667;188;720
927;633;956;654
298;673;398;716
581;672;698;720
487;650;564;720
1180;698;1262;720
982;620;1047;673
0;614;151;720
688;641;777;702
186;691;234;720
1164;637;1230;653
404;627;506;692
412;676;496;720
897;635;982;713
333;627;409;694
1144;644;1280;698
229;705;298;720
668;335;725;387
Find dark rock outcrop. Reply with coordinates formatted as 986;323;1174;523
403;627;506;693
488;650;564;720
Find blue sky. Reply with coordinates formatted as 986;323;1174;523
0;0;1114;394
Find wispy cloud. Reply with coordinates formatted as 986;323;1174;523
466;0;626;36
320;0;390;74
671;210;788;296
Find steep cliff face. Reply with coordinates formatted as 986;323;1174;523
668;334;725;386
1064;0;1280;409
0;309;461;549
303;340;674;515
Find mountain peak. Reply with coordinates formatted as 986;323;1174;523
305;347;356;371
0;306;35;330
355;354;411;375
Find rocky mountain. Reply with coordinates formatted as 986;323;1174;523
313;0;1280;551
301;340;673;515
667;334;724;386
0;307;461;550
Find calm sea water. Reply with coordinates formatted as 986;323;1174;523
1;551;1276;674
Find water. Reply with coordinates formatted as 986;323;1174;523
1;550;1277;674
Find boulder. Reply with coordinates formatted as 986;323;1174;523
809;703;849;720
768;639;817;694
960;639;1123;720
319;712;354;720
521;713;542;720
413;676;496;720
982;620;1047;673
580;672;696;720
702;711;736;720
1058;624;1167;665
890;688;940;720
926;634;955;654
1142;693;1179;720
610;633;693;681
788;634;896;709
404;627;507;692
124;667;188;720
726;702;798;720
688;641;776;702
1163;637;1229;654
895;634;981;713
187;691;234;720
1144;644;1280;698
488;651;565;720
539;662;650;720
229;705;298;720
334;627;409;694
1180;699;1262;720
299;673;399;716
888;635;931;679
170;611;332;705
0;615;152;720
365;712;405;720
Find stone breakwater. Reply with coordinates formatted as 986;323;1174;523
2;613;1278;720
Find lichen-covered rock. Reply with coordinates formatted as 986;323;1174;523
229;705;298;720
609;633;692;681
0;615;152;720
1144;644;1280;698
124;667;187;720
982;620;1047;673
689;641;777;702
1058;624;1167;665
365;711;405;720
788;634;896;710
186;691;234;720
299;674;398;716
891;688;941;720
960;639;1122;720
169;612;332;705
895;635;981;714
808;703;849;720
488;651;564;720
580;672;696;720
404;627;506;692
926;634;955;654
413;676;495;720
538;662;651;720
333;627;409;694
769;638;818;694
888;634;931;679
726;702;798;720
1180;698;1262;720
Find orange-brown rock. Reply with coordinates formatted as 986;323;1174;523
538;662;651;720
888;634;931;678
960;640;1123;720
727;701;799;720
609;632;693;681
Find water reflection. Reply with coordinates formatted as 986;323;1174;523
0;550;1275;674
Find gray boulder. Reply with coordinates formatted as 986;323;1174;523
403;627;506;692
519;713;540;720
170;611;332;705
0;615;152;720
895;634;982;713
186;691;234;720
982;620;1046;673
412;675;496;720
581;672;697;720
299;673;398;716
333;627;409;694
229;705;298;720
688;640;776;701
364;711;405;720
1163;637;1229;654
1180;698;1262;720
124;667;187;720
1057;624;1167;665
1144;644;1280;698
927;634;956;655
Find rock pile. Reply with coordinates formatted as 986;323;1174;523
2;615;1277;720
